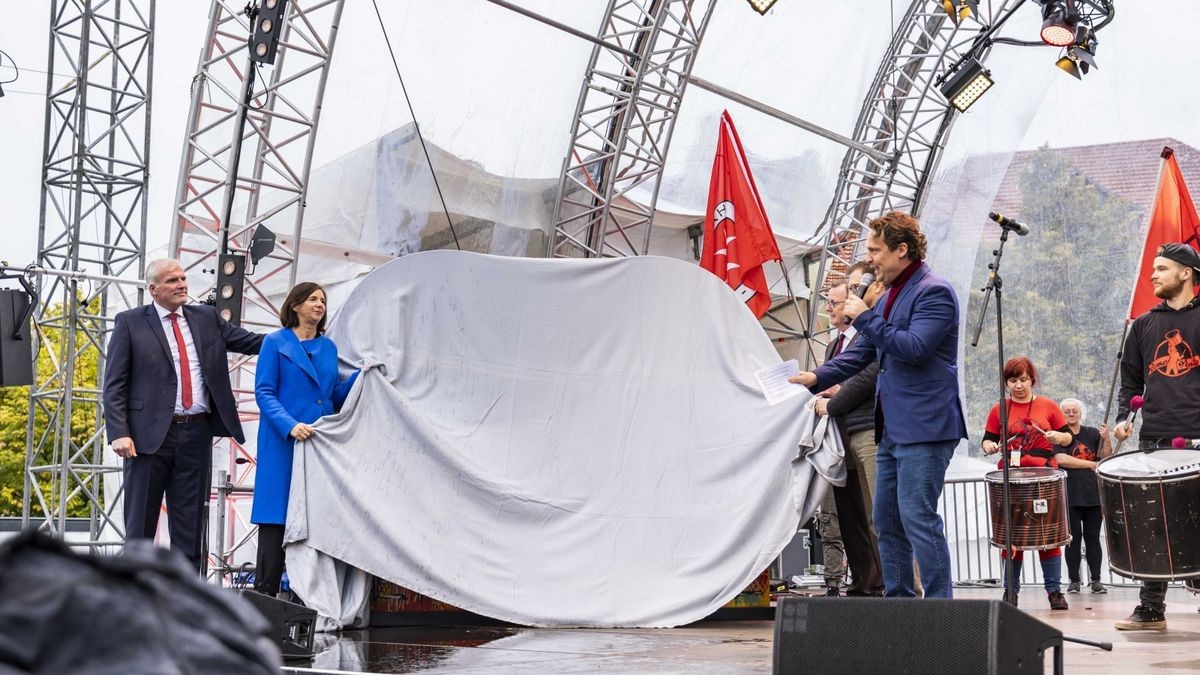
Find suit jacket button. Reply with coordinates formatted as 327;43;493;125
316;399;322;404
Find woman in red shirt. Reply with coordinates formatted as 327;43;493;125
981;356;1073;610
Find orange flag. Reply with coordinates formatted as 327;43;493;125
699;111;782;318
1128;147;1200;318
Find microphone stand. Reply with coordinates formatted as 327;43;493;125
971;228;1016;605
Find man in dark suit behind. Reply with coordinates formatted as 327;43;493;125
103;258;262;573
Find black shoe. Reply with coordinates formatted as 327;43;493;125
1090;581;1107;594
1066;581;1081;594
825;586;840;597
1048;591;1069;610
1114;605;1167;631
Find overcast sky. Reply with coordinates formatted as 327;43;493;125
2;1;1198;269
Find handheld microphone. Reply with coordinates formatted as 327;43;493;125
843;272;876;324
989;212;1030;236
1113;395;1144;453
854;272;876;299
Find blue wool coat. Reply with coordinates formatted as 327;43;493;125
251;328;358;524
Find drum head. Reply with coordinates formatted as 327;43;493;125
984;467;1065;483
1097;449;1200;479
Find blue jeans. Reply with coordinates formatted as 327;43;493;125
1004;553;1062;594
873;434;956;598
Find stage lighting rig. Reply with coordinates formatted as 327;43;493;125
745;0;778;15
941;0;980;23
939;57;993;113
1038;0;1079;47
250;0;289;65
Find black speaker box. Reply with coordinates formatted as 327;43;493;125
0;289;33;387
236;590;317;660
773;597;1061;674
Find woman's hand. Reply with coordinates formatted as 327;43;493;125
982;440;1000;455
290;423;316;441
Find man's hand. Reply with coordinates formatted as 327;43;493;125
842;294;868;322
788;371;817;388
1098;423;1109;438
1113;421;1132;441
814;398;829;416
290;423;316;441
816;384;841;398
112;436;137;458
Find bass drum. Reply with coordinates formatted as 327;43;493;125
1097;448;1200;581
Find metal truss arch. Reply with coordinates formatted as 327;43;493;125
550;0;717;259
806;0;1026;329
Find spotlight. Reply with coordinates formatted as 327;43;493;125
1039;0;1078;47
215;253;246;325
939;57;993;112
941;0;980;23
250;0;289;65
745;0;778;15
1056;39;1098;80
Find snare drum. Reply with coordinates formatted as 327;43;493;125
985;468;1071;551
1097;448;1200;581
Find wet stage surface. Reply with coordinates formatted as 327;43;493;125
282;587;1200;674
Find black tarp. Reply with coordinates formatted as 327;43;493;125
0;530;280;674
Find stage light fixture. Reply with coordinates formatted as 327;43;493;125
250;0;289;65
215;253;246;325
1056;39;1098;80
939;57;993;112
745;0;778;16
1038;0;1077;47
941;0;980;23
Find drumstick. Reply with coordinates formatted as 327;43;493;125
1113;395;1145;453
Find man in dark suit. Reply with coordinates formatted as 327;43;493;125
103;258;262;573
812;272;884;597
792;212;967;598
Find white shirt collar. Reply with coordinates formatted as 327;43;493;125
153;302;184;320
838;325;858;342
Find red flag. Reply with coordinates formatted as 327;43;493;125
699;111;782;318
1128;147;1200;318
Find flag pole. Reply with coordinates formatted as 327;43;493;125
1102;319;1130;426
774;259;817;369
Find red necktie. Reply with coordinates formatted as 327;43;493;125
168;313;193;410
833;333;845;357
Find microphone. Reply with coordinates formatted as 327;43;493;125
843;272;876;324
989;212;1030;236
1113;395;1144;453
854;272;876;299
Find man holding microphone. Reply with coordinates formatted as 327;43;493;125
790;211;966;598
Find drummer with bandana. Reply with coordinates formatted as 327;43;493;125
1112;242;1200;631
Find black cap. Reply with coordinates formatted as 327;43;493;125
1157;243;1200;274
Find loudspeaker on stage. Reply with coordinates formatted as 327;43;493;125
772;596;1061;674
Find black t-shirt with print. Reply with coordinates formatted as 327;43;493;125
1058;425;1102;507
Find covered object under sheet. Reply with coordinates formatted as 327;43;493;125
284;251;837;628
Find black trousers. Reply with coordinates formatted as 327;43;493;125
255;523;286;596
832;471;885;595
1065;505;1103;583
123;418;213;574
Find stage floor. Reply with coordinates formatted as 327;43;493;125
282;586;1200;674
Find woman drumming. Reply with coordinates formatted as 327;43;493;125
1055;398;1112;594
252;282;359;596
981;356;1072;610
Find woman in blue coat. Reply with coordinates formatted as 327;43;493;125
252;281;358;595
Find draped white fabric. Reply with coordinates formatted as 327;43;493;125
285;251;837;628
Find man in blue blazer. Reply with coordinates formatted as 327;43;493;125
103;258;262;573
792;212;967;598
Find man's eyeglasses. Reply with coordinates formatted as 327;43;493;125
824;300;846;309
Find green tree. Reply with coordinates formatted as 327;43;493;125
964;147;1145;452
0;299;101;517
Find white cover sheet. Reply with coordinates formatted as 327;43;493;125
285;251;837;628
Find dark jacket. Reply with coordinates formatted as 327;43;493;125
102;303;262;452
826;332;878;437
1117;295;1200;439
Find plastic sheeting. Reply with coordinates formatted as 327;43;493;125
284;251;838;628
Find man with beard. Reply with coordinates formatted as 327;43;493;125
1112;242;1200;631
